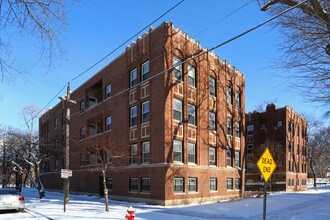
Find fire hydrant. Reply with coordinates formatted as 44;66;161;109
125;206;136;220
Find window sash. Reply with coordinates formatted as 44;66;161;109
173;57;182;81
188;65;196;87
130;178;138;191
235;178;241;189
209;76;216;96
142;61;150;81
209;147;216;165
130;145;138;164
188;178;197;192
210;178;217;191
235;151;240;167
235;92;240;108
105;84;112;98
173;98;182;121
141;178;150;192
227;149;232;167
142;101;150;123
209;112;216;131
130;106;137;126
227;178;233;190
142;142;150;163
227;87;232;105
227;119;233;135
106;116;112;131
173;140;182;162
188;104;196;125
174;178;184;192
130;69;137;88
235;122;240;137
188;143;196;163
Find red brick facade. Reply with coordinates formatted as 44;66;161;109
245;104;308;192
39;22;246;205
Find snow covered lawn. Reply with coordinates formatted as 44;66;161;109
0;186;329;219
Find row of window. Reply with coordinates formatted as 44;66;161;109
174;98;241;136
174;177;241;192
129;60;150;88
130;141;150;164
173;57;242;109
173;140;240;167
130;100;150;127
288;178;307;187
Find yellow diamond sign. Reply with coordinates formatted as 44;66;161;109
257;148;276;183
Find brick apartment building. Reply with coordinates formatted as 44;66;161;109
39;22;246;205
245;104;308;192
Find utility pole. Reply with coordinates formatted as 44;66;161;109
59;83;76;212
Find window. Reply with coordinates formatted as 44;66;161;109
188;177;198;192
130;68;137;88
209;147;216;166
173;56;182;81
226;178;233;190
188;104;196;125
227;118;233;136
130;144;138;164
173;140;183;162
142;141;150;163
246;144;253;154
188;143;196;163
210;178;217;191
227;86;233;105
209;112;216;132
277;141;283;147
235;121;240;138
174;177;184;192
235;151;240;167
188;65;196;87
129;178;138;192
277;120;283;127
129;106;137;127
141;60;150;82
247;125;254;135
54;117;58;128
80;101;85;113
107;178;113;192
141;178;150;192
173;98;182;121
226;149;232;167
105;116;112;131
80;154;87;166
209;76;216;96
235;178;241;190
80;128;84;140
260;123;266;129
142;101;150;123
105;84;112;98
235;92;241;109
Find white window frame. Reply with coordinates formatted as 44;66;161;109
105;84;112;98
235;121;240;138
235;151;240;167
188;64;196;87
130;144;138;164
188;104;196;125
209;112;216;132
173;98;182;121
209;147;216;166
173;56;182;81
173;140;183;162
141;60;150;82
209;76;216;96
174;177;184;192
227;149;232;167
188;143;196;164
130;68;137;88
130;106;137;127
227;178;233;190
105;115;112;131
235;92;240;109
142;141;150;163
188;177;198;192
227;118;233;136
141;101;150;123
227;86;232;105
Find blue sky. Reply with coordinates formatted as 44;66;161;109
0;0;328;129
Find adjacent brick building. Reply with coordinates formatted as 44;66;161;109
245;104;308;192
39;22;246;205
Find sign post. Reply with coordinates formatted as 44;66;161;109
257;148;276;220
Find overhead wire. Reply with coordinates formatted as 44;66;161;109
18;0;185;130
69;0;308;120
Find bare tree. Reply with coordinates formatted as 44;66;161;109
0;0;70;82
307;122;330;188
258;0;330;114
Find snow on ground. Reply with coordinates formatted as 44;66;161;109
0;185;330;219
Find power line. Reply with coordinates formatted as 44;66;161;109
19;0;185;129
69;0;185;83
70;0;308;119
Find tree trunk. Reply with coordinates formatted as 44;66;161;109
102;170;109;212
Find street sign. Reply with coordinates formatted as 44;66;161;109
257;147;276;183
61;169;73;179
